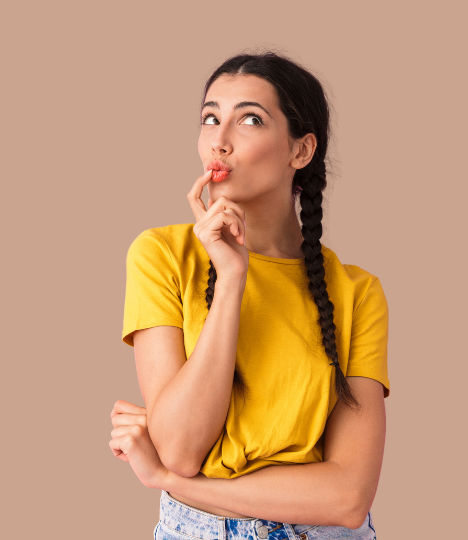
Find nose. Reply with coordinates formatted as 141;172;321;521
211;141;232;155
210;125;233;156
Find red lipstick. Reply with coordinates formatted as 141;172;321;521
207;160;233;183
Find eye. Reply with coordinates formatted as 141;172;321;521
201;113;218;125
241;113;264;126
200;112;264;126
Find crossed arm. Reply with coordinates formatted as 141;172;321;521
161;376;387;530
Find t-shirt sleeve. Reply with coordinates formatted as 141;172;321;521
122;230;184;347
346;277;390;398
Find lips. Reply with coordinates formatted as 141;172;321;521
207;160;232;172
207;160;233;183
211;170;231;182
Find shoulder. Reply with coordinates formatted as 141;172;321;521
321;243;385;310
129;223;194;247
128;223;193;250
127;223;207;267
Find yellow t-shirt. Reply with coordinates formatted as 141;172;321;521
122;223;390;479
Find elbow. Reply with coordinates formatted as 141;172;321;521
147;424;202;477
166;459;200;478
158;447;201;478
341;490;371;530
343;512;369;531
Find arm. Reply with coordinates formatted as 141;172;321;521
141;277;245;477
161;377;386;529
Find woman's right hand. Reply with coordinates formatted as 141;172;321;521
187;169;248;282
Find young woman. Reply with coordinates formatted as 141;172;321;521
110;51;389;540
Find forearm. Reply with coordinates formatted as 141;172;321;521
149;278;246;476
162;461;360;528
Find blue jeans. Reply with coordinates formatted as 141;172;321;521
154;489;377;539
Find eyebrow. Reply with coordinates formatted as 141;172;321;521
201;100;273;119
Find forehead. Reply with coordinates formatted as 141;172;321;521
205;74;278;108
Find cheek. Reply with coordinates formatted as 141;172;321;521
198;130;213;154
197;135;204;156
241;136;279;166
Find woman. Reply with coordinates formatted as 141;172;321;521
110;50;388;540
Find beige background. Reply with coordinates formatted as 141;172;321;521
2;1;466;539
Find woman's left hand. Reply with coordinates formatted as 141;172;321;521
109;400;168;489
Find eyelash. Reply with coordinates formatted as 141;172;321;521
200;111;264;126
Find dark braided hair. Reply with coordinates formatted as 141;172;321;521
201;48;361;411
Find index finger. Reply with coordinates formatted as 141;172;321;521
110;400;147;419
187;169;213;222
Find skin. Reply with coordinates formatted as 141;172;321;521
110;376;386;528
109;74;387;527
198;73;316;259
165;74;314;515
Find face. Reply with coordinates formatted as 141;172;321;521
198;74;314;205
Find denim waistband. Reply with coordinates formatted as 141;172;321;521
156;489;377;540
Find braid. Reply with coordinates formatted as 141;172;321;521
199;50;362;411
205;259;217;308
299;163;361;411
204;260;249;403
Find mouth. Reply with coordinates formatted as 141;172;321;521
210;169;232;182
207;160;232;172
206;160;233;183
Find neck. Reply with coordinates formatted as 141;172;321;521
241;194;304;259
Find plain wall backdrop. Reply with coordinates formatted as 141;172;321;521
2;1;467;539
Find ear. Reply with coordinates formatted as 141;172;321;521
291;133;317;170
